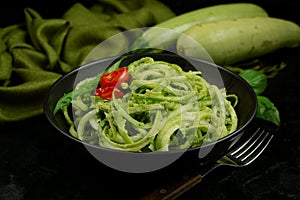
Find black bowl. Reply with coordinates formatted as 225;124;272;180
44;53;257;173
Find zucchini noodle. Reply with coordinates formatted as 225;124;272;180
58;57;238;152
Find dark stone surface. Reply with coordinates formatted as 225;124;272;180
1;1;299;199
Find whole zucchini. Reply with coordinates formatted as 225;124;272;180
177;17;300;65
132;3;269;50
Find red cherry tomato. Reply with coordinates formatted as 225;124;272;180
100;68;130;89
95;68;129;100
95;87;124;101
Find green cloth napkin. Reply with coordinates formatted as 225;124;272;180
0;0;175;123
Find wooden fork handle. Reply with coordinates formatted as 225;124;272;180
139;173;203;200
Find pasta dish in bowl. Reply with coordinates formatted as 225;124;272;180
44;53;257;172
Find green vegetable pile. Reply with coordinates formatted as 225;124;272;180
54;57;239;152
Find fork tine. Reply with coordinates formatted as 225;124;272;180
228;128;274;165
240;131;273;163
233;128;266;159
230;127;262;156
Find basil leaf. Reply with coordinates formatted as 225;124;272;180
256;96;280;126
239;69;267;95
53;92;73;115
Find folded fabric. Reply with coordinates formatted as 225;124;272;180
0;0;175;123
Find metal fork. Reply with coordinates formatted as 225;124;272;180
140;118;278;200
